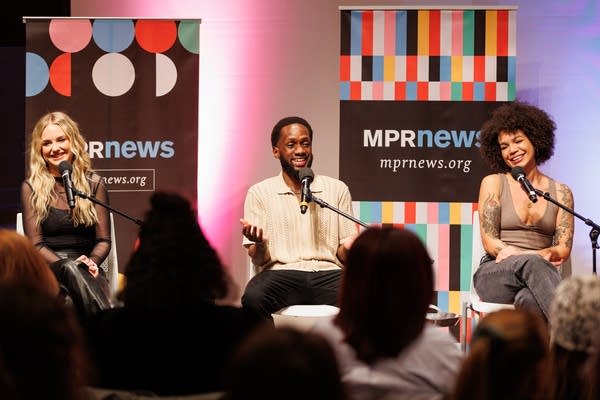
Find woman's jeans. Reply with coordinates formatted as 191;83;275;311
473;253;562;320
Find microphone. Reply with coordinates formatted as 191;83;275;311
58;161;76;209
511;166;538;203
299;167;314;214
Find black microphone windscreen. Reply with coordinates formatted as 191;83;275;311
299;167;314;182
510;166;525;181
58;160;73;174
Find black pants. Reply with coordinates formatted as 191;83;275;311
241;269;341;319
50;258;112;324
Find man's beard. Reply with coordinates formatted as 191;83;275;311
279;155;313;183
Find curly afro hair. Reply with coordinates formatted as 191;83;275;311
479;100;556;172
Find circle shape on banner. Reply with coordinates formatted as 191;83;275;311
92;53;135;97
178;21;200;54
49;19;93;53
93;19;136;53
49;53;71;96
25;52;49;97
156;53;177;96
135;20;177;53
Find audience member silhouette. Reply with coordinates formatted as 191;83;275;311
312;226;463;400
0;283;92;400
545;274;600;400
583;333;600;400
451;308;550;400
0;228;61;297
221;325;346;400
85;191;266;396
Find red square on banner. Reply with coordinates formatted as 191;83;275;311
429;10;441;56
417;82;429;100
394;82;406;100
474;56;485;82
485;82;496;101
497;10;509;56
406;56;418;81
340;55;351;81
350;81;362;100
404;202;416;224
462;82;474;100
362;10;373;56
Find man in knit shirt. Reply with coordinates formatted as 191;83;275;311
240;116;358;319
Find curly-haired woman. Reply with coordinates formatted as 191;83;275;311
475;100;574;321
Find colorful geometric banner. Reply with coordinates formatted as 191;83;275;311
340;8;516;101
25;18;200;268
340;7;517;317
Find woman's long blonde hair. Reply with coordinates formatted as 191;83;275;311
27;111;98;226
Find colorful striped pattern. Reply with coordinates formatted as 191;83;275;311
340;9;516;101
353;200;478;315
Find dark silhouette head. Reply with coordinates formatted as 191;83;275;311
0;229;60;297
0;283;91;400
222;325;345;400
335;226;434;364
452;308;549;400
122;191;228;309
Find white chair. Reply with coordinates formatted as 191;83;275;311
16;212;120;297
461;210;514;351
273;304;340;331
99;212;119;297
247;261;340;330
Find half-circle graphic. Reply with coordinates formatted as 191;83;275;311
25;52;49;97
156;53;177;96
49;53;71;96
178;21;200;54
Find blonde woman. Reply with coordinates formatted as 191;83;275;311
20;111;111;316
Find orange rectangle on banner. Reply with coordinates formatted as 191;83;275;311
340;55;351;80
362;11;373;55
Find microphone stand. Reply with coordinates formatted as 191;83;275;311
73;187;143;226
307;190;369;229
534;188;599;275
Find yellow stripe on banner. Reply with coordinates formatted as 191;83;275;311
451;55;462;82
418;10;429;55
384;55;395;81
486;10;497;55
449;202;462;225
382;201;395;223
449;290;462;315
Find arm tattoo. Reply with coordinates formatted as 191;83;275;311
554;183;574;248
481;193;501;239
